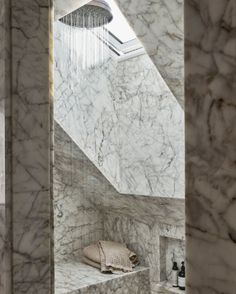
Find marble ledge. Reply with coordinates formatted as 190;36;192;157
94;193;185;227
55;260;150;294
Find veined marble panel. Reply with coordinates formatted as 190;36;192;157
185;0;236;292
54;122;104;262
54;21;184;198
115;0;184;108
54;124;185;292
104;212;160;286
10;0;53;293
0;205;6;291
0;0;11;293
112;56;184;197
0;0;7;205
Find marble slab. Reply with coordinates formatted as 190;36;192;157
54;21;184;198
115;0;184;108
55;123;185;227
10;0;53;293
185;0;236;292
54;122;104;262
55;260;150;294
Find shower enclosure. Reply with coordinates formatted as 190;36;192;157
53;0;185;293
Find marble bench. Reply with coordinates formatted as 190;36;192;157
55;260;151;294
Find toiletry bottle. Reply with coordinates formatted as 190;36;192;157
171;261;179;287
178;261;185;290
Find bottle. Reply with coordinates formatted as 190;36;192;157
171;261;179;287
178;261;185;290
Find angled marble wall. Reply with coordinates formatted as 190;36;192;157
115;0;184;108
9;0;53;293
54;21;184;198
54;122;104;262
185;0;236;292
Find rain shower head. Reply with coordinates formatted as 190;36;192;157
59;0;113;28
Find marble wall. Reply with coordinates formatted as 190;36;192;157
54;123;185;291
0;102;4;204
54;21;184;198
0;205;6;292
115;0;184;108
0;0;10;293
0;0;7;206
54;122;104;262
9;0;53;293
185;0;236;292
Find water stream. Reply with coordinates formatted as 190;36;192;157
60;13;109;72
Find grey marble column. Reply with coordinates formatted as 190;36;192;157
185;0;236;292
9;0;53;293
0;0;11;292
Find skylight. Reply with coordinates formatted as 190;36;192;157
104;0;144;59
106;0;136;43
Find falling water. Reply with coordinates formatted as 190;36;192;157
60;12;109;72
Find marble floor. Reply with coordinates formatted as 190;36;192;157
55;260;150;294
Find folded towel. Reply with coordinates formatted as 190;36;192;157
82;256;100;269
83;240;139;273
83;243;101;264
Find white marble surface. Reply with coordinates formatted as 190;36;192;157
54;122;104;262
185;0;236;292
104;211;185;289
54;124;185;293
115;0;184;108
55;260;150;294
54;21;184;198
10;0;53;293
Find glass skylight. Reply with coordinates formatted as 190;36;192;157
106;0;136;43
